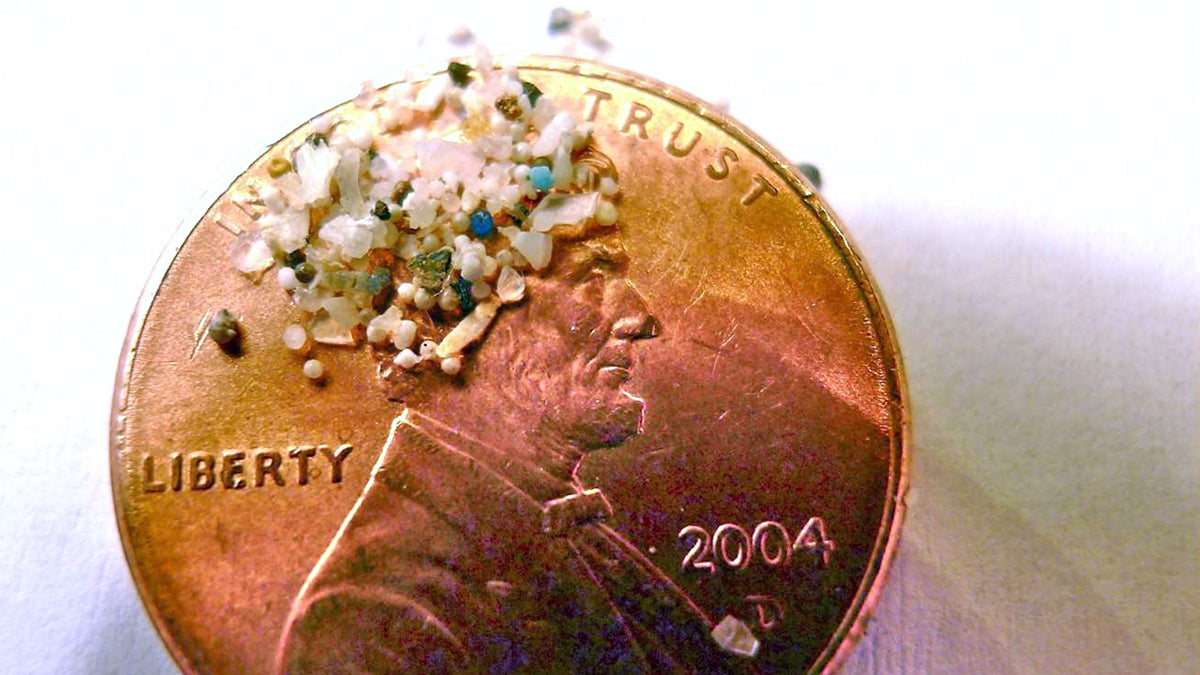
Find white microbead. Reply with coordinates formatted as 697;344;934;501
379;106;404;131
438;289;459;311
441;356;462;375
513;165;530;182
422;234;440;251
393;320;417;350
599;176;620;196
393;349;419;369
348;126;373;150
303;359;325;380
495;249;513;267
571;125;592;151
460;253;483;282
482;255;498;279
512;142;531;163
330;132;356;153
396;282;417;305
451;212;470;233
282;324;309;351
471;281;492;300
276;266;299;290
419;340;438;358
414;288;437;310
595;200;619;226
366;323;389;344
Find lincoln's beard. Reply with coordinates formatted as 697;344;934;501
566;389;646;450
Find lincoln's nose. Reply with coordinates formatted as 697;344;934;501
614;312;662;341
612;281;662;341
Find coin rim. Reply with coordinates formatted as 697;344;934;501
110;55;910;675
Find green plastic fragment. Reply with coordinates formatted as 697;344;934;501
372;200;392;221
325;270;371;292
365;267;392;294
447;62;472;87
294;262;317;283
267;157;292;177
521;81;542;107
393;181;413;204
548;7;572;34
207;309;238;345
408;249;452;291
795;162;822;190
451;276;476;314
509;201;532;227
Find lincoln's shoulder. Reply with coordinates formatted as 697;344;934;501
278;579;469;675
372;411;554;527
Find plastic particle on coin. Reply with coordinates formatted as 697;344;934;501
206;309;238;345
112;55;907;675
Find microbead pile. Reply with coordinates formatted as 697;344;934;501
228;46;620;381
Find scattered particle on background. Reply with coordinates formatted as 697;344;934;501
795;163;823;190
447;25;475;46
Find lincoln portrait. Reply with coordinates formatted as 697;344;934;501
274;228;756;674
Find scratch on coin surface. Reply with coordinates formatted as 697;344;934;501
653;240;691;287
191;309;213;360
711;320;739;376
681;276;709;317
795;301;830;347
644;444;681;459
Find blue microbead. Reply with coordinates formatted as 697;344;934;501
530;165;553;191
469;209;495;237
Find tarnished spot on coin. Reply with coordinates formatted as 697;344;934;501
112;56;908;675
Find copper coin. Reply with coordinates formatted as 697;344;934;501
112;56;908;674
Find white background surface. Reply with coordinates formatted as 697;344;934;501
1;2;1196;673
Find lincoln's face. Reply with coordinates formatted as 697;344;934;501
513;236;661;450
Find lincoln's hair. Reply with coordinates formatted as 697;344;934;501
377;227;628;406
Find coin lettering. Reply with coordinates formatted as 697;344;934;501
665;121;701;157
138;444;353;493
705;146;738;180
581;87;612;122
677;518;836;574
582;86;776;208
620;101;654;139
741;174;779;206
744;595;785;631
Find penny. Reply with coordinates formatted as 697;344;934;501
112;56;908;674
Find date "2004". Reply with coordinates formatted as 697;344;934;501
677;518;835;574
